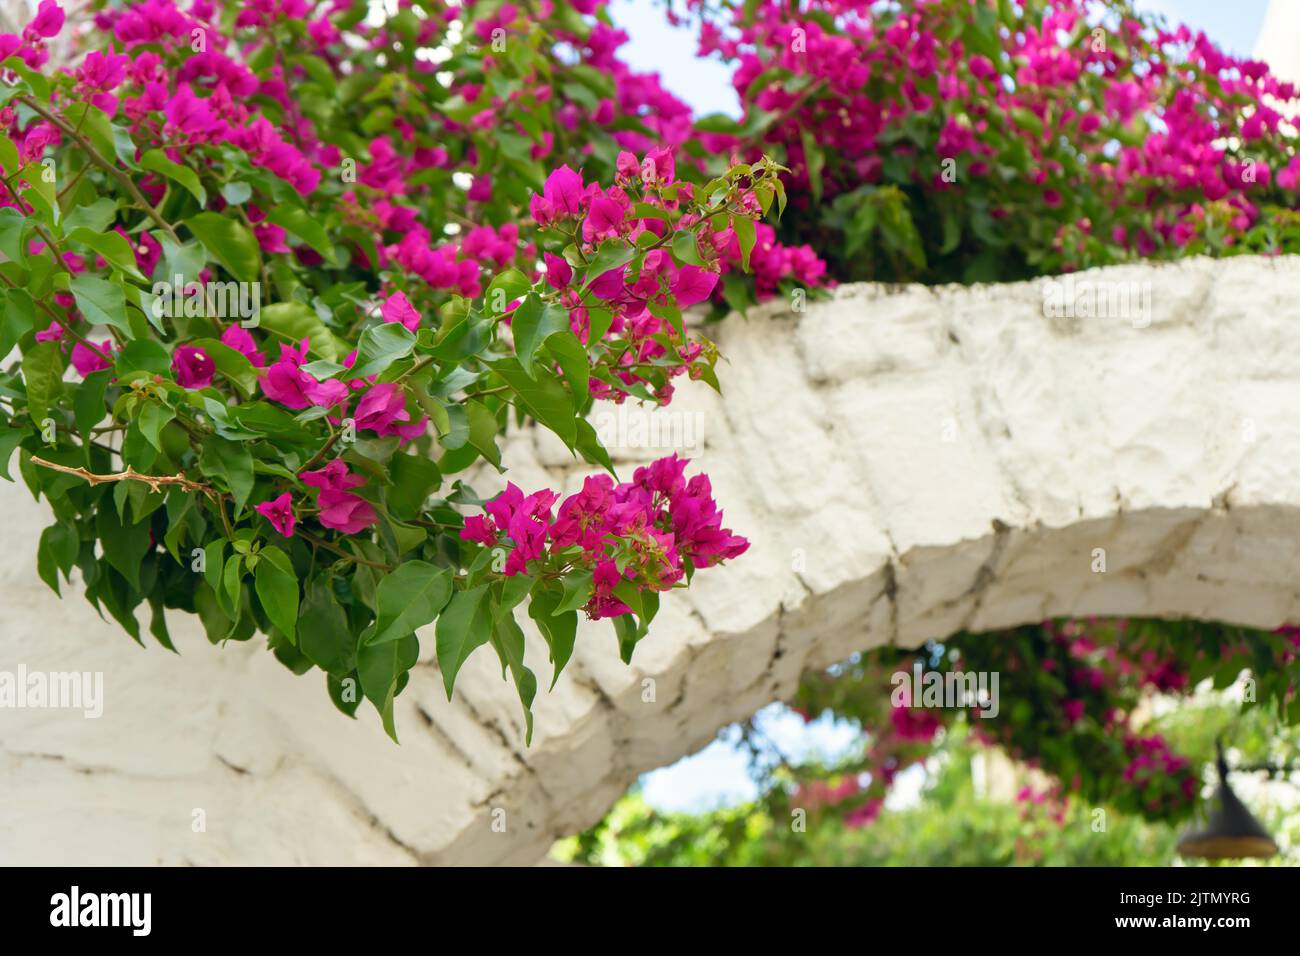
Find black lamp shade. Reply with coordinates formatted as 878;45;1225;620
1176;745;1278;861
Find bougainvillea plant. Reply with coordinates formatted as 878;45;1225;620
0;0;780;741
776;619;1300;828
671;0;1300;288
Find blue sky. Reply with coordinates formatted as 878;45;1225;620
609;0;1275;813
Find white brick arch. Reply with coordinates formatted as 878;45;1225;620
3;256;1300;865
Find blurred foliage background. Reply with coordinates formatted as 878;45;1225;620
555;690;1300;866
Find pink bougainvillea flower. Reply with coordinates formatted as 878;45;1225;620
316;488;378;534
115;226;161;277
380;291;421;332
252;221;290;254
298;460;375;534
588;559;633;620
353;382;427;441
172;344;215;389
75;50;128;91
582;194;625;243
640;147;675;185
34;321;64;342
844;798;884;829
528;192;555;226
74;49;129;113
261;338;347;409
543;251;572;289
164;82;221;140
301;459;366;493
634;454;688;498
670;265;719;307
70;339;114;377
25;0;64;40
550;474;614;551
460;514;498;546
542;164;584;216
890;701;941;742
255;492;296;537
503;511;549;576
615;150;640;181
221;324;266;368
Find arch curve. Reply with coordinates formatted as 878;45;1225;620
4;256;1300;864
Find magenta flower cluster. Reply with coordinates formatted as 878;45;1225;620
461;454;748;620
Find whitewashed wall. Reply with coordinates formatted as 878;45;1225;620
4;256;1300;864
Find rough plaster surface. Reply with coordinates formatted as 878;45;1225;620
3;255;1300;865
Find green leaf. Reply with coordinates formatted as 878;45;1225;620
554;568;594;614
37;522;79;596
492;610;537;745
198;434;254;513
137;400;176;452
221;182;252;206
436;402;469;450
64;198;118;234
0;426;27;480
70;274;131;335
157;234;206;288
487;357;576;448
428;307;492;361
222;551;243;612
435;585;492;698
544;330;590;407
114;339;171;377
254;545;299;642
95;501;151;591
161;489;196;562
0;287;37;359
733;214;757;271
582;241;635;289
140;148;207;206
327;670;362;718
266;205;335;263
0;206;29;261
357;633;419;742
612;613;640;664
147;594;177;652
371;560;453;644
351;321;415;378
1009;106;1045;140
528;587;578;691
464;399;502;467
18;161;57;225
21;340;63;427
672;230;707;267
63;103;117;167
485;268;531;314
202;539;226;601
299;576;357;675
387;452;441;520
67;227;146;281
258;301;337;361
511;293;569;375
185;212;262;283
0;133;18;177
